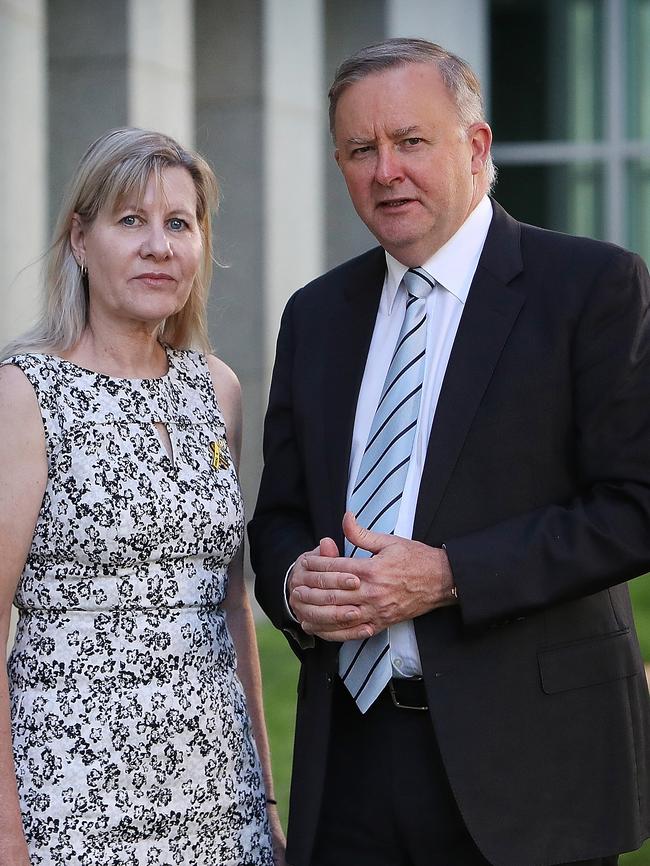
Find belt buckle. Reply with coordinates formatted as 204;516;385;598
388;676;428;711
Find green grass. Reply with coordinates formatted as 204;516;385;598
257;619;299;829
258;579;650;861
623;576;650;866
630;573;650;660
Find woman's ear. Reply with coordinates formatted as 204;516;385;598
70;213;86;264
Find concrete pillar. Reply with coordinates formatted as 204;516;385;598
195;0;266;534
386;0;489;103
263;0;325;372
128;0;194;146
0;0;46;347
48;0;195;228
47;0;129;226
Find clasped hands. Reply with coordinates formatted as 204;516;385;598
288;511;457;642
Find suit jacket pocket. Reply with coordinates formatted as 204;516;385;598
538;628;641;694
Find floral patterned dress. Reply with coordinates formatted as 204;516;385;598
3;349;273;866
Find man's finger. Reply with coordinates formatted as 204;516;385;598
300;554;363;581
291;585;362;607
319;536;339;557
309;625;376;642
294;602;363;630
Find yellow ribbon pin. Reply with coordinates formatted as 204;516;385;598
211;439;229;470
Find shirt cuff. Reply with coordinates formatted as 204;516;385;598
283;560;300;622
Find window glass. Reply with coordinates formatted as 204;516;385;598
490;0;603;142
494;163;604;238
627;159;650;261
626;0;650;139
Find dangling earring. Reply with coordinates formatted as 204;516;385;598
80;260;88;279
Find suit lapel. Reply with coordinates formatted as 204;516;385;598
413;202;526;541
322;248;386;546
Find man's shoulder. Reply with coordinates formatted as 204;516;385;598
492;199;640;266
296;246;386;303
486;199;647;298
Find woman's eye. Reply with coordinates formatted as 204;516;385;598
120;215;139;227
169;218;187;231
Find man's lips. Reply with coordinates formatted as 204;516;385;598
377;198;416;209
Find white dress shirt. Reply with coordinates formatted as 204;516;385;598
347;196;493;676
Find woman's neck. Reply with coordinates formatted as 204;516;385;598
62;325;170;379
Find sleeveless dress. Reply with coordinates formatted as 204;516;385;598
4;349;273;866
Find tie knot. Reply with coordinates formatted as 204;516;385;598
402;267;435;300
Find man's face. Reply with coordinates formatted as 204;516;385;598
334;63;491;266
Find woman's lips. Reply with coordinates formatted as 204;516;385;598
134;273;175;286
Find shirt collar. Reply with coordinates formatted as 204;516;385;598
383;195;493;314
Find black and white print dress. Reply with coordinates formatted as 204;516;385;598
4;349;273;866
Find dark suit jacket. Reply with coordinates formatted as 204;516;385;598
249;201;650;866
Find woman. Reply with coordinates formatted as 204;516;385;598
0;128;284;865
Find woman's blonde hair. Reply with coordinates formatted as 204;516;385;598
3;127;219;359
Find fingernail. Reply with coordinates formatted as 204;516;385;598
345;577;357;589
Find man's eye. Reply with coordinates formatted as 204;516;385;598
405;138;422;146
352;146;373;156
168;218;188;231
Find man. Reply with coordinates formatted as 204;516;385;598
248;38;650;866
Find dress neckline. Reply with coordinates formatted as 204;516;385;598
41;345;174;383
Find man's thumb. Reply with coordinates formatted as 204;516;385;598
342;511;384;554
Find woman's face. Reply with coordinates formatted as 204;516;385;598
71;166;203;333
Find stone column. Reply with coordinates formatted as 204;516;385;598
0;0;46;347
263;0;325;373
386;0;488;93
195;0;266;528
48;0;195;226
128;0;194;146
47;0;130;226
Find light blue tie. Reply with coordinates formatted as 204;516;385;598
339;267;435;712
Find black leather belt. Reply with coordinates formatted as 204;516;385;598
387;676;428;711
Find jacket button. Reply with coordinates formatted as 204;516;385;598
326;673;334;687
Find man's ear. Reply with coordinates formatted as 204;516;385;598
334;148;341;170
468;122;492;175
70;213;86;263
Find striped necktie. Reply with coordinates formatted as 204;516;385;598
339;267;435;712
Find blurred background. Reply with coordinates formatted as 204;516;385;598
2;0;649;860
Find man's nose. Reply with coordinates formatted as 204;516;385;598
374;146;404;186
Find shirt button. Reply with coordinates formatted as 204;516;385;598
394;658;403;670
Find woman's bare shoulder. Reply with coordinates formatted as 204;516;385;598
205;354;242;414
0;364;41;424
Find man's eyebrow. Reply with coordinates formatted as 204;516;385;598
391;125;422;138
345;126;423;146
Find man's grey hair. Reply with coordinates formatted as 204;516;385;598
328;37;496;190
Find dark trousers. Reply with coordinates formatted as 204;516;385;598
311;680;619;866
